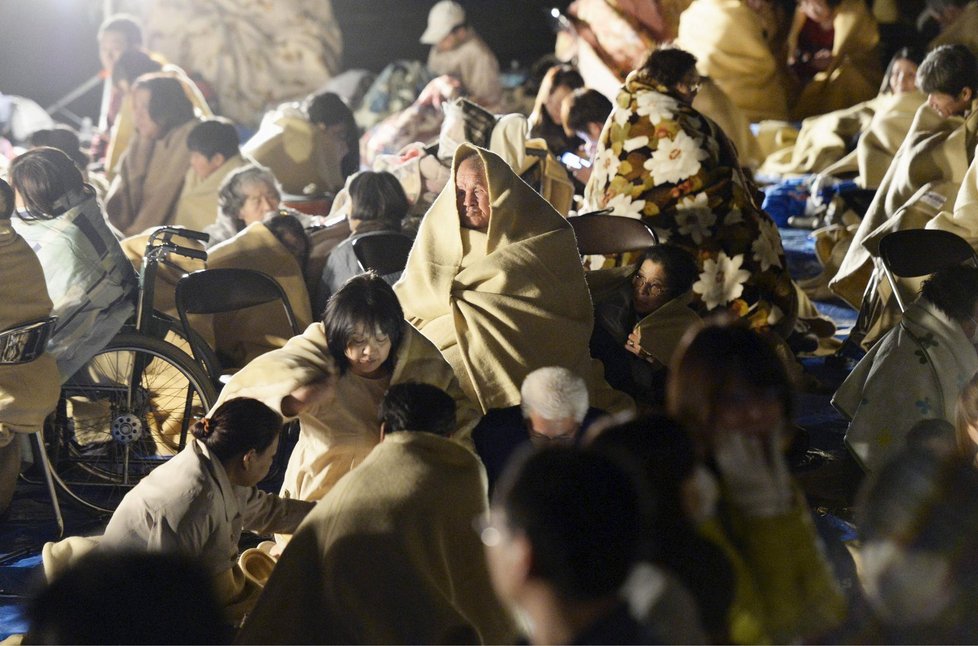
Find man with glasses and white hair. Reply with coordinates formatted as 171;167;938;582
474;366;605;491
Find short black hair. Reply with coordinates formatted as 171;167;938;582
304;91;360;178
563;88;612;135
492;447;643;601
920;263;978;322
639;47;698;90
191;397;282;462
265;213;310;270
0;179;14;219
348;170;409;227
25;550;224;644
918;44;978;96
323;272;405;375
29;126;89;170
379;382;456;436
636;243;699;300
98;13;143;47
187;118;240;161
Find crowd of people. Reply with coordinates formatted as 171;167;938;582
4;0;978;642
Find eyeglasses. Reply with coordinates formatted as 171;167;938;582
527;429;576;445
632;273;668;295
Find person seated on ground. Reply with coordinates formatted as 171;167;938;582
760;47;925;182
28;125;111;201
473;366;606;492
238;383;517;644
588;415;736;643
215;273;480;508
173;117;249;232
559;87;612;189
788;0;883;119
0;179;60;516
395;143;634;415
835;265;978;473
242;90;358;197
9;148;137;382
584;47;799;341
104;74;204;237
314;170;411;314
829;44;978;340
102;49;212;183
101;397;314;623
483;445;658;644
927;0;978;56
588;244;703;410
667;322;846;643
850;448;978;642
528;64;585;158
422;0;502;110
201;213;315;371
25;551;226;644
676;0;795;122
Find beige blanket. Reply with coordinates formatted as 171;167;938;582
215;322;480;504
830;103;978;307
676;0;794;121
789;0;882;119
105;118;200;237
821;89;926;188
172;154;249;233
0;222;60;438
394;143;634;414
205;222;314;369
236;432;517;644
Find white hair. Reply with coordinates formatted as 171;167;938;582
520;366;589;423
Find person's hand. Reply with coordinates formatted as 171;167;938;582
810;49;834;72
417;75;461;109
713;429;793;517
625;330;656;363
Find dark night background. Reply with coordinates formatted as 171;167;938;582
0;0;572;123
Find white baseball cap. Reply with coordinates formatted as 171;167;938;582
420;1;466;45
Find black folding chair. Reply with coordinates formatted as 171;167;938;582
352;233;415;276
878;229;978;313
569;213;658;256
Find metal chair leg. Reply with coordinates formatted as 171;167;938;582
31;431;64;538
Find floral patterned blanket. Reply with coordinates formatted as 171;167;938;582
584;72;797;335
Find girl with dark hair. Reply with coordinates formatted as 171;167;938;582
214;272;481;511
314;170;412;313
102;397;314;621
9;147;137;381
667;322;845;643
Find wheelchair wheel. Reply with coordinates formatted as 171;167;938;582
45;333;218;514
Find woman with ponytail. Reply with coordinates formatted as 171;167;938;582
101;397;314;622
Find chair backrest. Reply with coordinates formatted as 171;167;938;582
569;214;658;256
352;233;415;275
878;229;978;312
175;268;301;370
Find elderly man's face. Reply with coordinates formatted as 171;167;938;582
238;180;280;227
456;156;491;232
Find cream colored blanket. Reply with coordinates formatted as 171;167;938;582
205;222;314;369
236;432;517;644
215;322;480;504
394;143;634;414
789;0;882;119
830;104;978;307
0;221;60;438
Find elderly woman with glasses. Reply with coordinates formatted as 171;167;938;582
583;46;799;341
589;243;702;409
